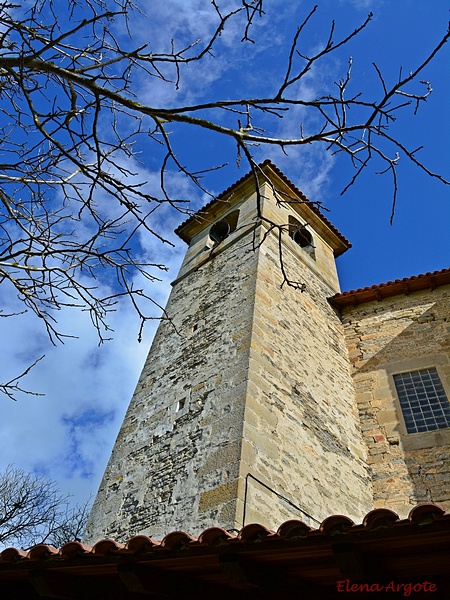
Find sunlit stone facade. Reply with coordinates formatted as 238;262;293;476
85;162;450;543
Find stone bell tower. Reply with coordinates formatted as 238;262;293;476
85;161;372;543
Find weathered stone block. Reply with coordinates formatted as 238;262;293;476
198;481;239;513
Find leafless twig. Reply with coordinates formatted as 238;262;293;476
0;0;448;396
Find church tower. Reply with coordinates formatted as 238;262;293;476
85;161;372;543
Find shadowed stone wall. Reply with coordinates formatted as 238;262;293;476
341;285;450;516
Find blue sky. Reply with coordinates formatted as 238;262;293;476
0;0;448;542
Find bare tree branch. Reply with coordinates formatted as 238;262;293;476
0;0;448;397
0;466;91;549
0;355;45;400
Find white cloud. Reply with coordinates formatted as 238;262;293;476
0;291;154;505
340;0;379;9
122;1;294;108
0;203;185;511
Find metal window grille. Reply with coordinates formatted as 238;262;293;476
393;368;450;434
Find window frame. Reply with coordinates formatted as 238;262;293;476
384;355;450;451
392;367;450;435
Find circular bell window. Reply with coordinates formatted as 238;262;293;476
293;227;313;248
209;220;230;243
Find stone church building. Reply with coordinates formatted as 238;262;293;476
85;160;450;544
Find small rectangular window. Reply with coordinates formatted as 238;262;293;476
393;368;450;434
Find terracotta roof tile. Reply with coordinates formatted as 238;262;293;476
276;519;312;539
59;541;91;558
1;504;448;561
331;267;450;308
1;505;449;598
319;515;354;535
91;539;124;556
362;508;399;530
124;535;159;553
160;530;196;550
28;544;58;561
197;527;234;546
0;548;26;563
408;502;446;524
237;523;275;543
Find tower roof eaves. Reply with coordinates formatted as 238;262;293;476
174;160;351;256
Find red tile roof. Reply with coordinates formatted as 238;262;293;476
175;160;352;255
1;504;450;598
330;268;450;309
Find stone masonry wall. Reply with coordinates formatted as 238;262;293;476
341;285;450;516
236;185;373;528
85;193;261;543
86;175;374;544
